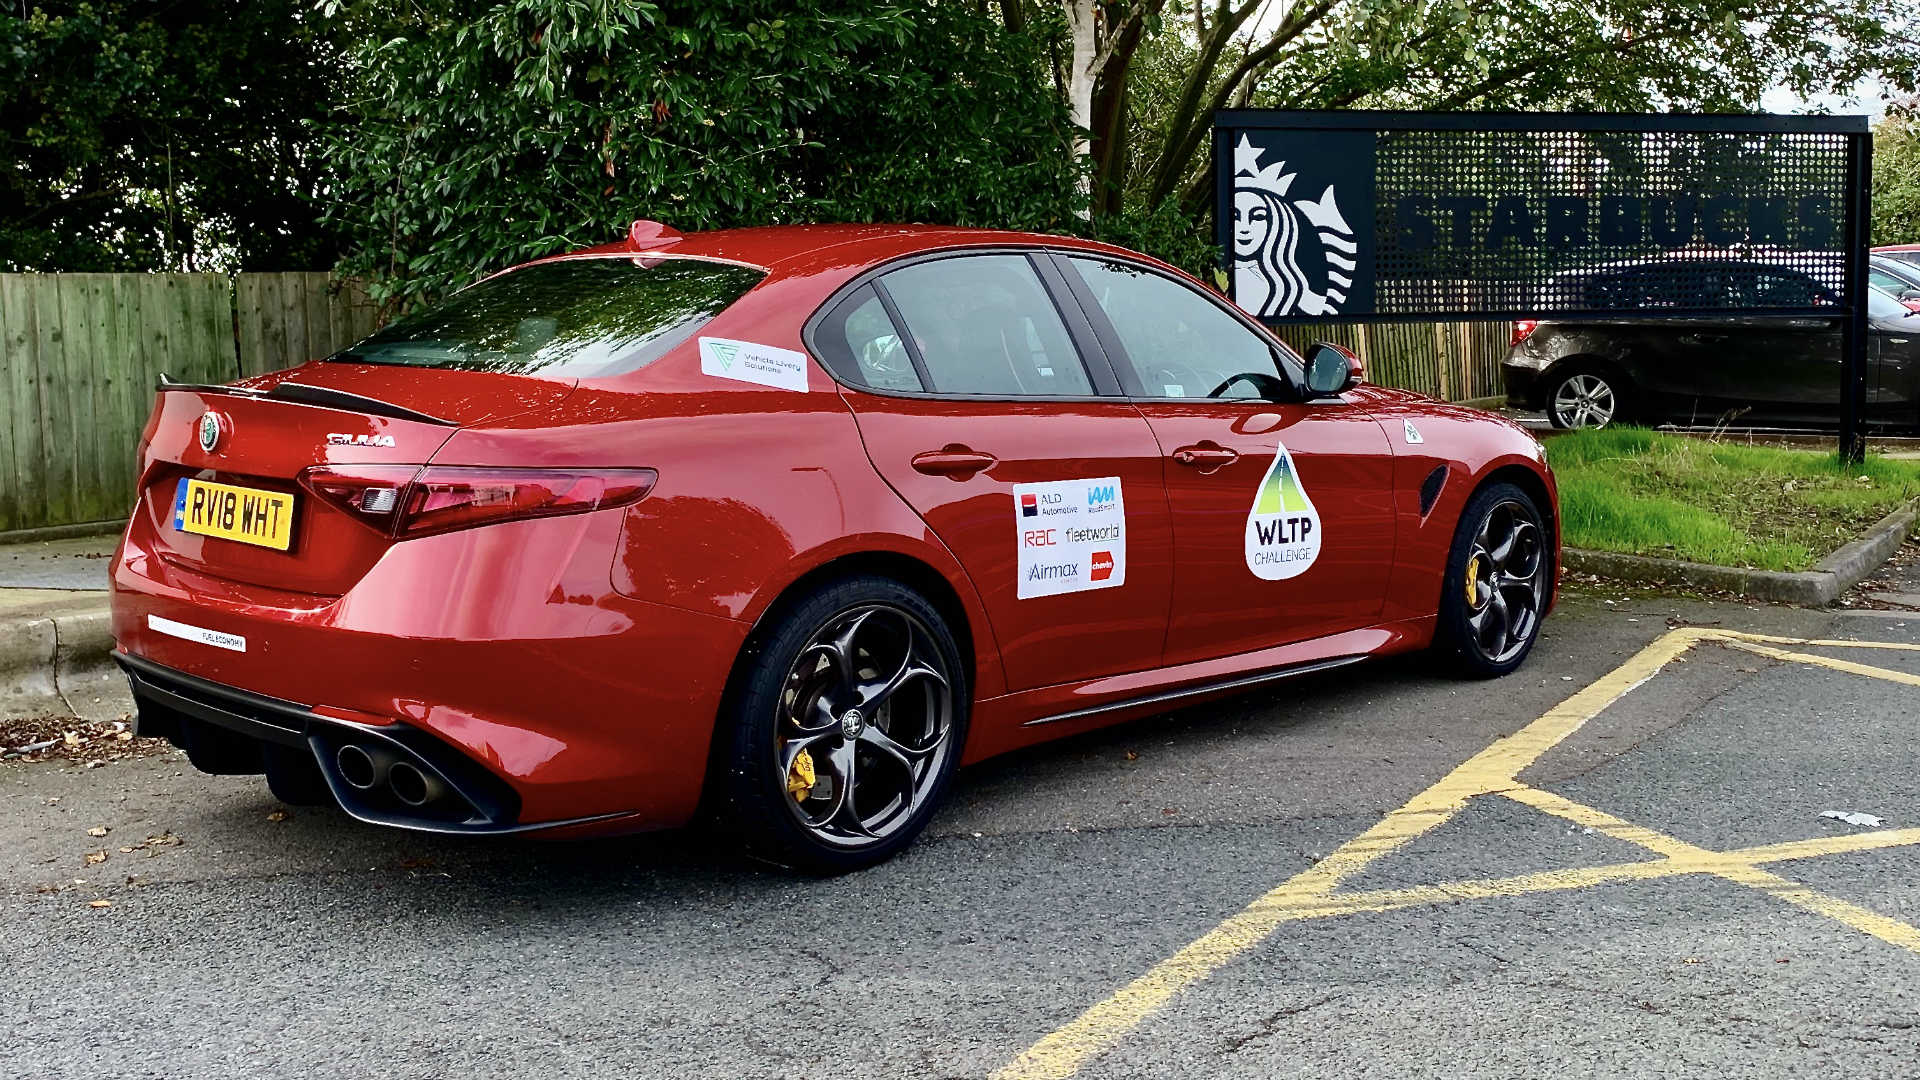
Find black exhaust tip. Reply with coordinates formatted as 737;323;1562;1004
387;760;446;807
335;744;379;790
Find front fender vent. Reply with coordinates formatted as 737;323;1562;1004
1418;465;1449;518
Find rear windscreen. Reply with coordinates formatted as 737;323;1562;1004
331;258;765;377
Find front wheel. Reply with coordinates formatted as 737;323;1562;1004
1434;483;1551;678
714;575;968;874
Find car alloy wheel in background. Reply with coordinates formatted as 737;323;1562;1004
1550;371;1617;429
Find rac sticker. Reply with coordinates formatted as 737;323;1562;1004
699;336;811;392
1244;443;1322;580
1013;477;1126;599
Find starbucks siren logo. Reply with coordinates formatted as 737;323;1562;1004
1244;443;1322;580
1232;134;1358;318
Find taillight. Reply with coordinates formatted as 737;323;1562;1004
1511;319;1539;347
300;466;656;538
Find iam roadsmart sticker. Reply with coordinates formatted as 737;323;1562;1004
1244;443;1322;580
1013;477;1126;599
698;336;811;392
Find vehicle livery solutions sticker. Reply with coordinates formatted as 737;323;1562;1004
1244;443;1322;580
1014;477;1126;599
698;336;811;392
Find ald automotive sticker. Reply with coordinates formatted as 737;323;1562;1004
1014;477;1126;600
1244;444;1322;580
698;336;811;392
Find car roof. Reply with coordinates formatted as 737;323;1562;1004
1874;244;1920;253
528;222;1170;278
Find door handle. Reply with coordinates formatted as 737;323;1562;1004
1171;442;1240;470
911;446;997;478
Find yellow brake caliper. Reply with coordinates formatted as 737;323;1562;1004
1465;556;1481;606
787;747;817;801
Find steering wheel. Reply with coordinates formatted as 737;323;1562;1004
1206;371;1286;400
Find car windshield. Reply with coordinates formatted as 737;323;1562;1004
332;258;766;378
1869;286;1913;320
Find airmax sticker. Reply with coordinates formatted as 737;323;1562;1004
1013;477;1126;599
1244;443;1322;580
699;336;811;392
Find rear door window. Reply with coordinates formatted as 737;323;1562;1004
333;258;765;378
877;254;1094;396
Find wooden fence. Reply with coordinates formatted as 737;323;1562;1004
0;273;379;533
0;271;1513;535
1270;321;1513;404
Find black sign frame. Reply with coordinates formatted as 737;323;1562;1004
1213;110;1873;459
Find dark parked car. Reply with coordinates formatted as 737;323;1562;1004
1876;244;1920;270
1871;255;1920;312
1506;260;1920;430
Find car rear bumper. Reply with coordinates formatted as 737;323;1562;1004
110;507;749;834
1503;363;1545;410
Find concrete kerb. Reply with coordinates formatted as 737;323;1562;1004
1564;497;1920;606
1;604;121;723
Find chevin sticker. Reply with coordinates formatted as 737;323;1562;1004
1014;477;1126;599
1244;443;1322;580
698;336;811;392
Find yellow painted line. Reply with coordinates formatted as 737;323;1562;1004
994;628;1920;1080
991;628;1706;1080
1247;826;1920;923
1705;631;1920;653
1506;785;1920;956
1719;639;1920;688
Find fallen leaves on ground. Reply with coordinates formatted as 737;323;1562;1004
0;714;168;766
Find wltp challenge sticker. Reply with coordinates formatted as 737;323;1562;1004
699;336;811;392
1014;477;1126;599
1244;444;1322;580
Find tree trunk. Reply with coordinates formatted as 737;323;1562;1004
1063;0;1099;209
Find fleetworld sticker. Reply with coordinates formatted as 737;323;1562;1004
699;336;811;392
1014;477;1126;599
1244;443;1322;580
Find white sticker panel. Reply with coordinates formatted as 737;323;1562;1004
1013;477;1126;599
699;336;811;392
147;614;247;653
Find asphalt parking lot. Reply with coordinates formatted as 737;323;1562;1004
6;587;1920;1079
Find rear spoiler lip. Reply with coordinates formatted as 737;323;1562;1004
155;374;457;427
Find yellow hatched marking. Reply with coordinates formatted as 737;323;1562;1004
992;629;1920;1080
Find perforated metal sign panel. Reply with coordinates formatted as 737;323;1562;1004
1214;111;1869;324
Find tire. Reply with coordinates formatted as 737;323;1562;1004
1434;482;1552;678
1545;365;1627;429
712;574;969;874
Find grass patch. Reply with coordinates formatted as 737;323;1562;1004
1546;428;1920;571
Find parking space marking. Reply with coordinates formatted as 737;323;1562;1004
993;629;1920;1080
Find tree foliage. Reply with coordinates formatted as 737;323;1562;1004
326;0;1084;306
1873;107;1920;245
1;1;344;272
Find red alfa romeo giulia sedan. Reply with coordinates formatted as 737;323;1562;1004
110;222;1557;871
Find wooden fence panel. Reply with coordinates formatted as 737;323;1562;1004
1269;319;1514;404
237;272;380;377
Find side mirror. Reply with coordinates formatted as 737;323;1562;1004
1304;342;1362;398
1902;288;1920;301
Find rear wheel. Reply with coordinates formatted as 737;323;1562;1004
714;575;967;873
1435;483;1551;678
1546;367;1625;429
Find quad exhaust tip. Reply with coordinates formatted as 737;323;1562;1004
334;742;446;806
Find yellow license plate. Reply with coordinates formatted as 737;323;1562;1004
171;478;296;551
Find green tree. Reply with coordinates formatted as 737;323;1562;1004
1022;0;1920;251
326;0;1084;306
1873;108;1920;245
1;1;345;272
